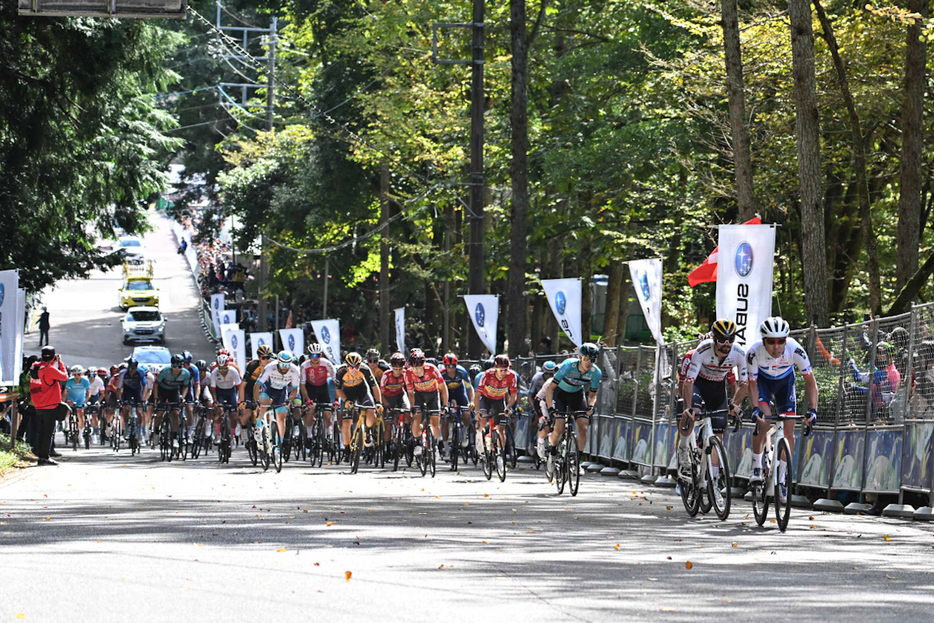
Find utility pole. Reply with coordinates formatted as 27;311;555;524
258;16;277;332
379;163;391;351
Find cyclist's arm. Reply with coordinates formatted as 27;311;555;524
544;380;556;410
300;383;310;404
438;380;448;406
252;382;261;402
730;383;747;410
466;381;475;402
681;379;695;413
804;373;818;412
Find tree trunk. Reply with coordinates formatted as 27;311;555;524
888;251;934;315
788;0;829;327
814;0;881;316
379;162;391;351
896;0;928;292
579;240;593;343
721;0;756;221
603;261;624;346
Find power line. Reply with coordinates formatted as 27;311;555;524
165;118;231;131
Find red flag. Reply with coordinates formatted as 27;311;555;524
688;217;762;287
285;310;293;329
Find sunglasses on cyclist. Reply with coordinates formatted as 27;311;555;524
309;354;321;359
260;355;271;360
171;364;181;369
765;337;786;346
581;356;593;363
367;358;379;363
714;336;735;344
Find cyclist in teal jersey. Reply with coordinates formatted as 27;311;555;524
544;343;603;465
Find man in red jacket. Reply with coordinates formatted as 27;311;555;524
30;346;68;465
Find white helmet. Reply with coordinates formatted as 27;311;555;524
216;354;229;367
70;365;85;375
307;343;323;355
759;316;790;339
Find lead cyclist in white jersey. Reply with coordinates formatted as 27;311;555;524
745;316;819;496
679;319;748;484
254;351;303;448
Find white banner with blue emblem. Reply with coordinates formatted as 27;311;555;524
210;293;225;337
311;319;341;365
462;295;499;355
540;278;583;348
0;270;23;384
628;258;665;345
278;329;304;358
222;327;247;373
219;309;236;327
394;308;406;354
716;224;775;348
249;332;273;360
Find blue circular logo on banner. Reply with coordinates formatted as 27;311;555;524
321;327;331;344
555;291;567;315
640;273;650;302
288;335;295;351
258;338;265;347
232;334;238;349
214;298;219;309
475;303;485;328
735;242;754;277
0;284;5;308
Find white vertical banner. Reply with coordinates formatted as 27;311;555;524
279;329;304;358
628;258;665;345
0;270;20;384
462;295;499;355
394;308;406;354
222;328;247;373
210;293;225;335
311;319;341;365
13;288;26;380
716;224;776;348
219;309;236;326
541;278;583;348
249;332;274;360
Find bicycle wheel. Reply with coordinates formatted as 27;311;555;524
416;429;428;477
350;424;362;474
775;437;793;532
505;425;518;470
331;420;343;464
567;426;581;497
697;448;712;514
271;421;283;473
191;419;204;459
178;421;189;462
751;454;770;526
111;420;121;453
72;418;79;452
555;444;566;495
374;424;384;469
259;425;270;471
297;420;307;462
481;432;493;480
468;425;479;466
427;428;436;478
449;425;459;472
315;419;325;468
493;430;506;482
680;459;701;517
161;420;172;463
707;436;731;521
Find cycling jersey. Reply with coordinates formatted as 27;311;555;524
379;369;407;398
117;369;147;391
679;350;736;386
88;376;105;400
64;377;90;407
528;372;550;403
684;340;748;385
441;365;471;405
155;368;191;402
334;365;378;392
183;365;200;401
301;358;336;386
404;363;444;394
553;358;603;393
257;362;302;392
476;369;519;400
367;360;390;382
745;338;812;381
210;366;243;390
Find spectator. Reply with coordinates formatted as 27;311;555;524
38;307;50;347
16;356;37;445
29;346;68;465
538;336;554;356
888;326;911;377
177;237;188;254
847;342;900;422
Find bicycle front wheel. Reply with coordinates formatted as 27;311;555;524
493;430;507;482
707;436;731;521
775;437;793;532
449;425;460;472
567;427;581;496
271;422;283;473
751;457;769;526
481;434;493;481
680;459;701;517
426;429;436;478
259;426;270;471
350;426;362;474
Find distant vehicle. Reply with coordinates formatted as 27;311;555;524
131;346;172;374
122;307;167;345
119;278;160;310
116;236;147;264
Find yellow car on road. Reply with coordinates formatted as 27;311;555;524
119;277;160;310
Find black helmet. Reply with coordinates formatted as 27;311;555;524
196;359;208;372
579;343;599;359
41;346;55;361
711;319;738;341
170;354;183;366
127;358;139;368
365;348;380;362
482;358;494;371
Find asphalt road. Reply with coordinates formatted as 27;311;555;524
2;446;933;622
24;212;215;367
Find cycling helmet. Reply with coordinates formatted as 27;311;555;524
298;355;307;365
579;342;599;359
181;350;193;363
118;362;128;370
390;352;406;367
710;319;738;341
482;358;494;371
86;367;97;376
493;354;510;369
345;352;363;367
365;348;380;362
97;368;108;378
70;365;84;375
408;349;425;367
277;351;294;367
217;348;231;357
542;361;557;373
442;353;458;367
469;364;482;376
759;316;790;339
426;357;438;367
307;343;323;356
196;359;208;372
216;354;229;367
170;354;183;367
126;358;138;368
256;345;273;358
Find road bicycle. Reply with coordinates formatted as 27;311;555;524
478;408;509;483
189;403;210;459
549;410;590;496
154;401;180;462
751;413;811;532
282;403;306;463
255;401;286;473
240;401;262;468
387;407;413;472
678;407;740;521
216;403;239;464
413;407;439;478
445;404;472;472
306;402;333;468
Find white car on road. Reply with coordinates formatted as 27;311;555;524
131;346;172;375
116;236;147;264
122;306;167;345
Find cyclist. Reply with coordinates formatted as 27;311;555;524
468;364;483;388
544;343;603;469
404;349;448;458
473;358;495;391
677;334;738;414
64;366;91;442
531;361;556;460
379;352;410;453
102;364;124;443
746;316;818;499
365;348;390;383
300;343;337;450
209;354;243;445
180;351;200;439
86;366;105;437
115;359;147;440
253;351;303;450
153;354;192;449
473;354;518;465
240;345;273;441
141;362;157;437
334;352;382;460
440;352;474;458
678;320;748;493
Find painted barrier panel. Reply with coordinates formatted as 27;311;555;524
612;418;631;462
832;428;865;492
901;421;934;490
514;414;531;454
598;414;614;459
654;421;675;469
797;429;834;489
630;418;653;467
863;427;903;494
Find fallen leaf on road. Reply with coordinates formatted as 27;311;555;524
883;535;892;542
666;506;673;510
484;494;490;498
277;548;287;552
885;574;898;580
314;562;320;566
482;541;488;544
345;571;352;581
647;578;658;582
326;522;334;526
732;543;738;547
43;517;50;521
809;516;815;520
722;599;731;603
614;544;620;550
810;525;817;529
685;561;693;569
15;614;25;619
660;608;675;612
667;556;672;560
439;564;445;569
43;494;47;498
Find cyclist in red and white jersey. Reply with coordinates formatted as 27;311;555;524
404;349;448;457
379;352;410;451
299;342;336;449
473;355;519;457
